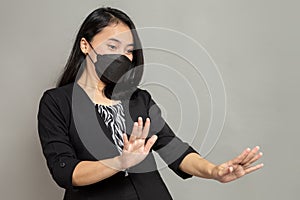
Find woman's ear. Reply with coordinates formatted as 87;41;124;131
80;38;89;55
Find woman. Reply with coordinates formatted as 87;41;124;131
37;7;263;200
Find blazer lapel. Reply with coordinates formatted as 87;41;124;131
73;83;119;159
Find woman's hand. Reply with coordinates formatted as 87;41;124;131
73;117;157;186
212;146;264;183
117;117;158;170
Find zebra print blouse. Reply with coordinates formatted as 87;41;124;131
96;102;126;154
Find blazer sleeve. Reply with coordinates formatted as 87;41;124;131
142;89;199;179
37;91;81;189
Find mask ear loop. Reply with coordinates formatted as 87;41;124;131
85;41;104;92
85;41;98;63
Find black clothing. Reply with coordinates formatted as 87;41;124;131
37;82;198;200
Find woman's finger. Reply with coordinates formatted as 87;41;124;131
140;118;150;139
136;117;143;138
243;152;263;167
129;122;138;143
123;133;129;150
231;148;251;165
244;163;264;174
240;146;260;165
144;135;158;153
218;166;233;178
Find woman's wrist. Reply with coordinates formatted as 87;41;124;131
112;156;125;171
210;165;219;180
99;156;125;172
211;165;227;181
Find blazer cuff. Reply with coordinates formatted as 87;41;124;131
50;156;81;189
168;146;199;179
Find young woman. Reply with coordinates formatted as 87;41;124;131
37;7;263;200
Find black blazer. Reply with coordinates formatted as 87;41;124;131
37;82;197;200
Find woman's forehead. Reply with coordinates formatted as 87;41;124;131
92;23;134;46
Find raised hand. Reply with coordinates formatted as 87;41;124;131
118;117;157;170
212;146;264;183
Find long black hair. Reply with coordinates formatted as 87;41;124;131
57;7;144;99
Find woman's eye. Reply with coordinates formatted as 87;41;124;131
107;45;117;50
126;49;133;54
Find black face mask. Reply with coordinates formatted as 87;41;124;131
87;45;135;84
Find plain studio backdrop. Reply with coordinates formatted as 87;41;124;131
0;0;299;199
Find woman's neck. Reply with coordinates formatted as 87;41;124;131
77;68;120;106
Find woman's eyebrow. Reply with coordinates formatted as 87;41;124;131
108;38;121;43
108;38;134;46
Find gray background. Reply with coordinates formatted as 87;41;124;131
0;0;299;199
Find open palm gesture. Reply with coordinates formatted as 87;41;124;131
118;117;157;170
212;146;264;183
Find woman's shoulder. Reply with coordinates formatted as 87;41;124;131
39;82;74;105
134;87;150;96
131;87;154;105
44;82;74;96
